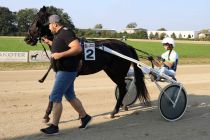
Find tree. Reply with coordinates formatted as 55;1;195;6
0;7;17;35
136;31;148;39
171;32;177;39
94;24;103;29
47;6;75;30
160;32;166;40
157;28;167;31
200;29;209;33
16;8;38;34
154;32;159;39
126;22;137;28
149;32;155;39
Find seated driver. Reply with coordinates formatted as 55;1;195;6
151;37;178;80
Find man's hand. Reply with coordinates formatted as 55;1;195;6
51;53;63;60
147;56;154;61
42;37;52;46
157;56;165;62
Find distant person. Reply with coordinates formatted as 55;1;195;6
41;14;92;135
121;35;127;41
151;37;178;80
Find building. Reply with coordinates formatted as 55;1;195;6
198;32;210;39
122;28;147;34
147;31;199;39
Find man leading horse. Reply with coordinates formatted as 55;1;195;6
40;14;92;135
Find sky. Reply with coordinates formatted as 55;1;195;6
1;0;210;32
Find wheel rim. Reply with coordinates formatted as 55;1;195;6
159;83;187;121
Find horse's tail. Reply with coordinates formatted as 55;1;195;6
130;47;150;103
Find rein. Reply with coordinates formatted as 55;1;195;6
134;48;159;68
134;48;157;60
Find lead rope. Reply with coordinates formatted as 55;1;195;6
39;39;50;60
38;38;52;83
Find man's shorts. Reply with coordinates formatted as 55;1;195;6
50;71;77;103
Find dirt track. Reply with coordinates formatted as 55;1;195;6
0;65;210;140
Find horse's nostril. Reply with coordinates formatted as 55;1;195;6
31;43;36;46
24;37;31;42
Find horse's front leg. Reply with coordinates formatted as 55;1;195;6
110;82;127;118
42;98;53;123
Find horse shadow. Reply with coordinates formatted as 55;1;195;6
8;94;210;140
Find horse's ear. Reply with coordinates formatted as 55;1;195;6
41;6;46;12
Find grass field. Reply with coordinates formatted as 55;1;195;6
0;36;45;52
1;36;210;57
0;36;210;70
126;40;210;58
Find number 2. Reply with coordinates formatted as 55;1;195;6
86;49;94;59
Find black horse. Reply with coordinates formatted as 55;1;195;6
24;6;150;121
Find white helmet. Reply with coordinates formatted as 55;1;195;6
161;37;175;47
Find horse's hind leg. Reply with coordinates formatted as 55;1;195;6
113;81;127;117
43;97;53;123
104;69;128;118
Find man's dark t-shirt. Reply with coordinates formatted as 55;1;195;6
51;27;80;72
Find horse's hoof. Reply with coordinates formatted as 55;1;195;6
42;116;50;123
144;101;152;107
110;114;115;119
123;106;128;111
104;114;114;119
109;109;118;118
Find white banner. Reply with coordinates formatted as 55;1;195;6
0;52;28;62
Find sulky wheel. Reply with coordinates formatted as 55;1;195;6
159;83;187;121
115;77;138;106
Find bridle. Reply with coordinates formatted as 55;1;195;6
25;11;51;60
25;15;41;45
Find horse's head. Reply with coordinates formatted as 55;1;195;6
24;6;52;46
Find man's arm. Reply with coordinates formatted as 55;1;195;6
152;59;162;67
152;59;174;68
163;61;174;68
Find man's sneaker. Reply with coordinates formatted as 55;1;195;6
79;114;92;129
40;124;59;136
